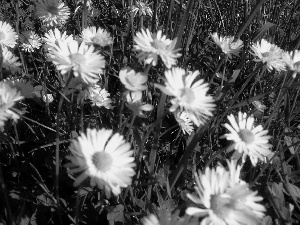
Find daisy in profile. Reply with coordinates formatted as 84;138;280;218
211;32;243;58
20;31;42;52
2;46;22;74
174;110;194;135
50;39;105;84
0;21;18;48
221;111;273;166
119;66;148;92
131;1;153;18
35;0;70;27
186;161;266;225
85;84;113;109
155;67;215;126
133;29;181;68
250;39;286;72
0;81;24;127
65;128;136;198
282;50;300;75
81;26;113;47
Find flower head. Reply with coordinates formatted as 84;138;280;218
221;111;273;166
81;26;113;47
282;50;300;74
211;32;243;58
186;161;266;225
36;0;70;27
0;81;24;127
250;39;286;72
133;29;181;68
50;39;105;84
1;46;22;74
65;128;136;198
0;21;18;48
155;67;215;126
131;1;153;17
44;28;73;49
20;31;42;52
175;110;194;135
85;84;113;109
119;67;148;92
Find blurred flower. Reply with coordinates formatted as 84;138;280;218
186;160;266;225
85;84;113;109
0;21;18;48
126;90;143;103
50;39;105;84
133;29;181;68
119;67;148;91
126;100;153;117
81;26;113;47
1;46;22;74
220;111;273;166
131;1;153;17
65;128;136;198
250;39;286;72
42;93;54;103
44;28;73;49
20;31;42;52
282;50;300;74
4;78;34;98
211;32;243;58
155;67;215;126
0;81;24;127
252;100;266;112
75;0;93;14
142;210;197;225
175;110;194;135
36;0;70;27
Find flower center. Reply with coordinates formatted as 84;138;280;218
239;129;255;144
179;88;195;104
210;194;235;220
152;39;166;50
0;31;6;40
70;53;86;66
92;151;113;172
47;5;59;15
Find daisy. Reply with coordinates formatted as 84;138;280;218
211;32;243;58
155;67;215;126
50;39;105;84
0;81;24;127
44;28;73;49
119;67;148;92
81;26;113;47
133;29;181;68
186;161;266;225
250;39;286;72
282;50;300;74
20;31;42;52
220;111;273;166
0;21;18;48
131;1;153;18
35;0;70;27
65;128;136;198
174;110;194;135
86;84;113;109
1;46;22;74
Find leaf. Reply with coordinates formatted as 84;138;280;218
284;127;299;154
252;22;276;42
270;182;285;207
288;183;300;201
107;204;124;225
260;216;273;225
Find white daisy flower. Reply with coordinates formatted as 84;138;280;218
0;21;18;48
85;84;113;109
50;39;105;84
65;128;136;198
35;0;70;27
20;31;42;52
142;214;160;225
250;39;286;72
44;28;73;48
175;110;194;135
81;26;113;47
133;29;181;68
282;50;300;74
220;111;273;166
119;67;148;92
131;1;153;17
186;161;266;225
155;67;215;126
1;46;22;74
211;32;243;58
0;81;24;127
